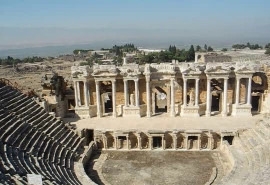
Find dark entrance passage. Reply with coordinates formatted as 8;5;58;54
223;136;234;145
155;87;167;113
153;137;162;148
83;129;94;145
105;95;112;113
68;99;75;109
188;136;198;149
118;136;127;149
211;94;220;112
251;96;260;112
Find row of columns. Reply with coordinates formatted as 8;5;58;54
74;81;90;107
182;78;200;107
75;75;252;117
102;134;213;150
205;77;229;117
235;77;252;105
123;79;140;107
205;76;252;117
95;80;117;118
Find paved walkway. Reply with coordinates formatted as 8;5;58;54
65;113;263;132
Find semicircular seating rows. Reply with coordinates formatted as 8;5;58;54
218;117;270;185
0;82;87;185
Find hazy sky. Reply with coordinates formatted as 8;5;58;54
1;0;270;49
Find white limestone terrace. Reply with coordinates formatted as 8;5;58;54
66;113;262;132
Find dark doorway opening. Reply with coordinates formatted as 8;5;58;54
223;136;234;145
118;136;127;149
105;95;112;113
251;96;260;112
155;87;167;113
153;137;162;148
188;136;198;149
84;129;94;146
68;99;75;109
211;94;220;111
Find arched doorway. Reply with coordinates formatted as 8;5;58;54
251;73;267;113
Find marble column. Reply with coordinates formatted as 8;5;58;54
162;136;165;150
149;137;153;150
183;79;187;107
235;77;240;105
95;81;101;117
73;81;79;107
173;135;177;150
134;79;139;107
124;80;129;106
77;81;81;106
247;77;252;105
146;76;151;117
170;78;175;117
115;136;118;150
197;136;201;150
206;78;211;116
112;80;117;118
127;136;129;150
138;136;142;150
103;135;107;149
222;78;228;117
208;136;213;150
195;78;200;106
84;81;89;107
185;136;188;150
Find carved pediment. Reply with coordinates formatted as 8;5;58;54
92;65;118;76
180;63;203;75
149;63;176;74
119;64;141;77
205;63;231;74
71;65;91;78
235;62;255;74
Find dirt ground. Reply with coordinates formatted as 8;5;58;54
0;60;77;94
87;151;216;185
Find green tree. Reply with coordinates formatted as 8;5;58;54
187;45;195;61
207;46;214;52
221;48;228;52
204;44;208;51
196;45;201;52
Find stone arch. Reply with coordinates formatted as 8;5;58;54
105;132;115;149
176;133;185;149
129;132;138;149
141;132;149;149
212;133;221;149
201;133;208;149
95;136;104;149
164;132;173;149
252;72;268;91
251;72;268;112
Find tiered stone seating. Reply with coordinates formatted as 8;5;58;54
218;118;270;185
0;83;87;184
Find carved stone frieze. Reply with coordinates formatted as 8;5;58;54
92;65;118;77
71;65;91;78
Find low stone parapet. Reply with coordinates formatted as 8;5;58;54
231;104;252;117
75;141;98;185
123;106;141;118
180;105;200;117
